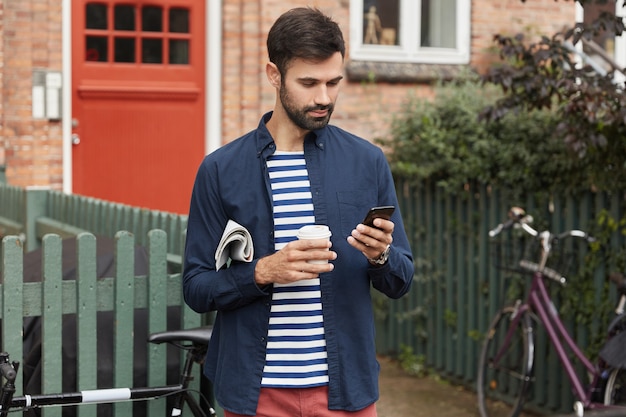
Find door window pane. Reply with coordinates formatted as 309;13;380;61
86;3;107;30
115;37;135;62
114;5;135;31
84;2;194;65
142;6;163;32
170;39;189;64
86;36;107;61
169;8;189;33
420;0;456;48
363;0;399;45
142;38;163;63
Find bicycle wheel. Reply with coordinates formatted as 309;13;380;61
477;306;534;417
604;367;626;406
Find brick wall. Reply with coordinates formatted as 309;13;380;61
221;0;576;144
1;0;63;187
0;0;5;170
0;0;576;190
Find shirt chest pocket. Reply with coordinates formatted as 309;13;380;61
337;190;378;238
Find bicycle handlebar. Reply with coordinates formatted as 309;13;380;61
489;207;595;244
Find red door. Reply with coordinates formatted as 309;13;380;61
72;0;205;214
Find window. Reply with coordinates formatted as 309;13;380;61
572;2;625;84
84;2;190;65
349;0;471;64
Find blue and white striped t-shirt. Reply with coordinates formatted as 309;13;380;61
261;151;329;388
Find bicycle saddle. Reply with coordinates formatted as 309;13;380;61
148;326;213;345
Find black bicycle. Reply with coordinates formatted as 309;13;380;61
0;326;215;417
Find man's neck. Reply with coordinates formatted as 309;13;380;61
266;109;308;152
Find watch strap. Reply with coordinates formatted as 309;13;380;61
368;244;391;265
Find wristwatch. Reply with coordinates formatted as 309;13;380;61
368;244;391;265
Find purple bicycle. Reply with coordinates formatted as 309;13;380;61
477;207;626;417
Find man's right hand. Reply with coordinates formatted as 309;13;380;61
254;239;336;286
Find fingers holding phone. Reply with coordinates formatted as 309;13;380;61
348;206;395;260
362;206;394;229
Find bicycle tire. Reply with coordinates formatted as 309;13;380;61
603;313;626;407
607;313;626;337
604;367;626;406
477;306;534;417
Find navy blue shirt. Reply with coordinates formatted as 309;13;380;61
183;112;414;415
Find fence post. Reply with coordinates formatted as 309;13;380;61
113;231;135;417
76;233;99;417
24;187;49;252
41;234;64;417
1;236;25;396
147;229;168;417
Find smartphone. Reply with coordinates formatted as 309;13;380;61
362;206;395;228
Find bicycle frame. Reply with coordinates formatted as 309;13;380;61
493;271;605;410
526;271;600;408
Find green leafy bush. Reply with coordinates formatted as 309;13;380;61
377;76;592;199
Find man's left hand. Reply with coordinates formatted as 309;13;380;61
347;218;393;263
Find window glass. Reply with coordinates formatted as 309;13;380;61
170;40;189;64
583;2;616;58
421;0;456;48
114;5;135;31
363;1;399;46
86;36;107;61
142;6;163;32
114;38;135;62
86;3;107;30
84;2;191;66
142;38;163;63
169;8;190;33
351;0;470;65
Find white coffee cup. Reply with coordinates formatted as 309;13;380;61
297;225;332;264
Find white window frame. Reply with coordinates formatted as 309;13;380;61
614;3;626;84
349;0;471;65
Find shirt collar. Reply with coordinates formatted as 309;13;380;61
255;111;327;158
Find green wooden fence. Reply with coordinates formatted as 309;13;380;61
1;230;207;417
375;180;626;415
0;184;211;416
2;181;625;415
0;185;187;270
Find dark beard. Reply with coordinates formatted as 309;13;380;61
280;83;334;131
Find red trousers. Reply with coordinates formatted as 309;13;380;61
223;386;378;417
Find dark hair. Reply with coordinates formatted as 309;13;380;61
267;7;346;76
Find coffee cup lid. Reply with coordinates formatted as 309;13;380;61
297;225;332;239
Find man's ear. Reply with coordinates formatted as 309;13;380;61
266;62;281;88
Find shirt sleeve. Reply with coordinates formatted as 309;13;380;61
182;157;269;313
368;149;414;298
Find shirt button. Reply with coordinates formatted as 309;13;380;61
260;337;266;342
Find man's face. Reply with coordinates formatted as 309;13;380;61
279;52;344;131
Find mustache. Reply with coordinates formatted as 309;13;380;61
305;104;333;112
